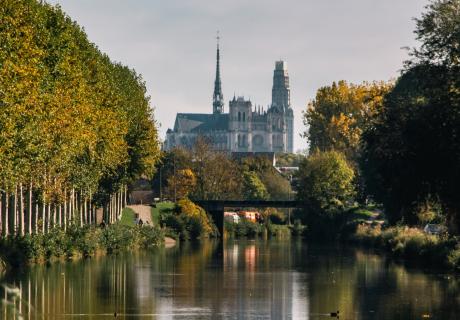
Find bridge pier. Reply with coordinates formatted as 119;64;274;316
208;208;224;237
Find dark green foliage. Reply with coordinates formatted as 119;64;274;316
234;219;264;238
296;150;355;219
0;224;164;269
360;63;460;228
266;223;291;238
268;211;285;224
134;226;164;249
410;0;460;68
360;1;460;231
276;153;305;167
242;171;269;200
99;224;133;253
240;156;292;200
289;220;307;237
0;235;37;269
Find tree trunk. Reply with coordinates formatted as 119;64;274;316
79;191;83;227
13;185;17;235
29;181;33;234
89;193;93;225
64;188;67;231
42;191;46;234
5;192;9;236
35;202;39;234
58;203;62;228
0;191;3;236
19;183;24;236
71;188;75;225
47;201;51;232
124;185;128;207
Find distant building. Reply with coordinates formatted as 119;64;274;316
164;37;294;153
239;211;259;222
224;212;241;224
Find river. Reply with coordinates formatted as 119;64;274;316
1;239;459;319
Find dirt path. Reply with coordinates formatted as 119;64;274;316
127;205;152;225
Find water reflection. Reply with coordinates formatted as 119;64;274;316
1;240;459;319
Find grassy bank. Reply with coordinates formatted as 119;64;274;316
151;202;175;226
0;223;164;270
350;224;460;271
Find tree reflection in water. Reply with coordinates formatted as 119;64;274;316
1;240;459;319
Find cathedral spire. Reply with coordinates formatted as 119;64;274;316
213;31;224;114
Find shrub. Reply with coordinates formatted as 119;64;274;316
448;245;460;271
234;219;263;238
267;223;291;238
99;224;133;253
289;220;307;237
135;226;164;248
161;199;218;239
0;223;165;268
352;224;458;268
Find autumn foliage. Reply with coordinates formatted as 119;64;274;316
0;0;160;235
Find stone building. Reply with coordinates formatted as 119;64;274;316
164;39;294;153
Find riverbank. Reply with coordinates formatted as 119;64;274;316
349;224;460;271
0;223;165;271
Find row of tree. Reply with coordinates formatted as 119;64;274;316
0;0;160;236
299;0;460;233
153;138;292;202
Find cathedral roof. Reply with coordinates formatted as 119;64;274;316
173;113;229;133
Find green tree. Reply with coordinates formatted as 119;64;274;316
297;150;355;215
410;0;460;67
242;171;269;200
240;156;292;200
361;0;460;231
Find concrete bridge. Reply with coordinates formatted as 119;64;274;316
194;200;304;236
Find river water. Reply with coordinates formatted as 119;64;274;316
1;239;459;319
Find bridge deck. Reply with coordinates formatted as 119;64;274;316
194;200;303;210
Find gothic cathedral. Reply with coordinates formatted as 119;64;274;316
164;38;294;153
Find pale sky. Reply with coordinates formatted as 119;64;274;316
47;0;428;152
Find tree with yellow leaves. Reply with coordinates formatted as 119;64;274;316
303;81;393;160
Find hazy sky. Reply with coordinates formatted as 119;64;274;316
48;0;428;151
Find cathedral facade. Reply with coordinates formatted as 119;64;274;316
164;40;294;153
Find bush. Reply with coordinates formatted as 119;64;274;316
99;224;134;253
289;220;307;237
267;223;291;238
135;225;164;248
234;219;264;238
352;224;458;268
160;199;218;240
448;245;460;271
268;211;285;224
0;223;165;268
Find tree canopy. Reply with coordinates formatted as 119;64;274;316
303;81;392;161
361;0;460;231
0;0;160;206
296;150;355;215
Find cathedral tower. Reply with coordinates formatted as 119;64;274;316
271;61;294;152
213;33;224;114
271;61;290;110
